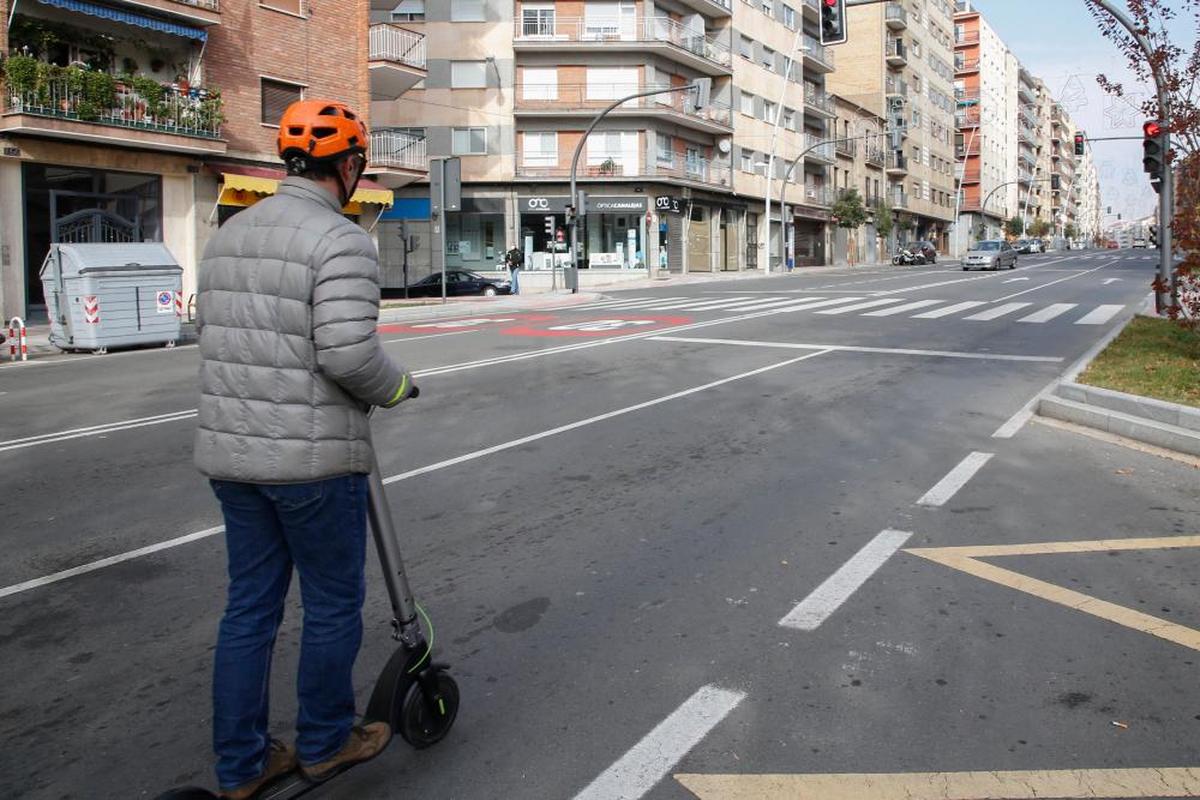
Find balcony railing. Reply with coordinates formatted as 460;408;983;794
515;158;732;188
886;76;909;98
370;129;426;171
513;16;731;70
959;167;981;183
887;39;908;64
802;35;835;70
885;3;908;28
4;73;221;139
865;147;885;168
955;57;979;73
514;82;733;128
168;0;219;9
369;24;427;70
957;108;981;126
892;189;910;208
835;138;857;157
955;30;980;45
805;132;836;162
887;151;908;172
803;84;834;114
800;184;833;207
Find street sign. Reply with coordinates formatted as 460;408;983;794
430;157;461;214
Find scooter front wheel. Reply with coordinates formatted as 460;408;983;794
398;670;459;749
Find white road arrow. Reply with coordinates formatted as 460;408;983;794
1103;278;1123;285
1002;277;1030;283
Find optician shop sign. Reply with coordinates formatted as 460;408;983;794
519;195;647;214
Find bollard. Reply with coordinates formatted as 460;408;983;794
8;317;27;362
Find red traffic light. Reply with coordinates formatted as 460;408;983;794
1143;120;1163;138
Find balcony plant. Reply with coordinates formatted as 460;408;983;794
131;74;166;122
197;88;224;131
2;53;40;98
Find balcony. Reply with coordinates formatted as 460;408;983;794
803;84;835;117
513;16;732;76
886;151;908;175
364;129;426;188
804;132;836;164
801;0;820;20
835;138;857;158
955;29;980;45
885;76;909;100
1018;125;1037;145
959;166;981;184
514;158;733;191
802;36;835;74
892;189;910;209
800;184;833;208
1;67;225;155
513;82;734;134
112;0;221;27
955;57;979;74
865;147;885;168
886;39;908;68
674;0;733;16
368;25;426;99
956;107;981;127
1017;167;1034;185
955;89;980;105
1019;105;1038;127
885;3;908;30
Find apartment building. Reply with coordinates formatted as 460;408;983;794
373;0;837;282
830;93;887;265
0;0;423;320
826;0;957;254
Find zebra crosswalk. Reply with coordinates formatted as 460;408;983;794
561;294;1127;326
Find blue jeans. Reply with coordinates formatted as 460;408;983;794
210;475;368;789
511;267;521;295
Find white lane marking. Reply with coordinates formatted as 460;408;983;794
911;301;987;319
0;410;198;453
567;297;684;311
572;685;745;800
1103;278;1122;285
638;296;785;311
778;529;913;630
860;299;943;317
871;257;1071;297
916;451;994;507
0;352;832;600
0;343;199;370
993;261;1113;302
1002;277;1031;283
647;336;1063;363
0;525;225;600
1075;304;1125;325
383;330;477;344
963;302;1032;321
386;350;832;485
814;298;909;315
1018;303;1077;323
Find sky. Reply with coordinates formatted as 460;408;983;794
969;0;1163;224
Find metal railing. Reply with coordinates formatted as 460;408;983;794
887;39;907;63
804;133;836;162
800;184;833;207
165;0;219;9
885;3;908;27
802;35;835;70
835;138;857;157
512;16;731;69
887;151;908;172
513;82;733;127
955;30;980;44
516;157;732;188
892;189;910;208
4;76;221;139
955;57;979;72
955;90;980;104
803;84;834;114
886;76;909;98
865;147;886;168
369;24;427;70
369;129;427;171
956;108;981;126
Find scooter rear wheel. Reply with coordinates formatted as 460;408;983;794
398;671;459;749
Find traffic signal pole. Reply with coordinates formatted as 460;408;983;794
1089;0;1174;313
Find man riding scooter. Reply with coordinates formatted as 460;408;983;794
193;99;415;799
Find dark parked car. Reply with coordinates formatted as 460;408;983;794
404;269;512;298
1014;239;1032;254
910;240;938;264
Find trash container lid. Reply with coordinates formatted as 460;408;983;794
47;243;183;276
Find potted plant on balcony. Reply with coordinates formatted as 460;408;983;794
77;70;115;122
196;87;224;134
598;157;616;176
63;65;86;114
2;54;40;108
131;75;164;124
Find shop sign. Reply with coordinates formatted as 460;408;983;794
655;195;684;214
588;252;623;267
520;195;570;213
590;197;647;212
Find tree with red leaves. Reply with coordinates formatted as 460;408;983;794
1087;0;1198;328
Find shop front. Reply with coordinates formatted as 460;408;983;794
517;193;647;271
791;207;829;268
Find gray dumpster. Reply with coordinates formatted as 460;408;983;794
40;243;183;352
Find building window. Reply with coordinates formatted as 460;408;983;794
739;35;753;60
587;130;638;175
452;127;487;155
522;131;557;166
741;149;755;172
740;92;755;117
451;61;487;88
261;0;302;15
686;147;703;177
391;0;424;21
521;3;555;36
783;107;795;130
657;135;674;164
522;67;557;100
261;78;302;125
762;99;776;123
450;0;483;20
782;3;796;29
761;45;775;72
586;67;639;100
760;0;772;15
584;0;636;38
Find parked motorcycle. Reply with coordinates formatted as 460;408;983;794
892;247;926;266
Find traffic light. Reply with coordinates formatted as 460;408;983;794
1073;132;1086;156
687;78;712;114
820;0;847;46
544;215;556;238
1142;120;1165;194
1149;224;1158;247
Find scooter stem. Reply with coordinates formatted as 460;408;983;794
365;452;422;648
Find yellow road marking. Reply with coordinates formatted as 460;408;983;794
675;766;1200;798
906;535;1200;652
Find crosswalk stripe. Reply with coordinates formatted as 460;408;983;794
561;297;665;311
1019;303;1077;323
815;298;910;316
912;301;987;319
706;297;827;312
964;302;1033;321
775;296;870;313
584;297;691;311
1074;304;1125;325
643;296;786;311
861;299;943;317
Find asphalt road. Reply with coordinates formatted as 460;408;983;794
2;249;1197;800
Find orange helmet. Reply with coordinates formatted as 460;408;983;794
277;99;368;165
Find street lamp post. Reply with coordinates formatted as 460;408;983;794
763;30;809;274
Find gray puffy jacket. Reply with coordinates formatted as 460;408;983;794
194;177;409;483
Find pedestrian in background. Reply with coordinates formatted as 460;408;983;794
506;245;524;294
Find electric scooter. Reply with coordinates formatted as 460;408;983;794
158;389;459;799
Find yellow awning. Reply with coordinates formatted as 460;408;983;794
217;172;394;210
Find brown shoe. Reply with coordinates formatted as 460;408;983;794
219;739;298;799
301;722;392;783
